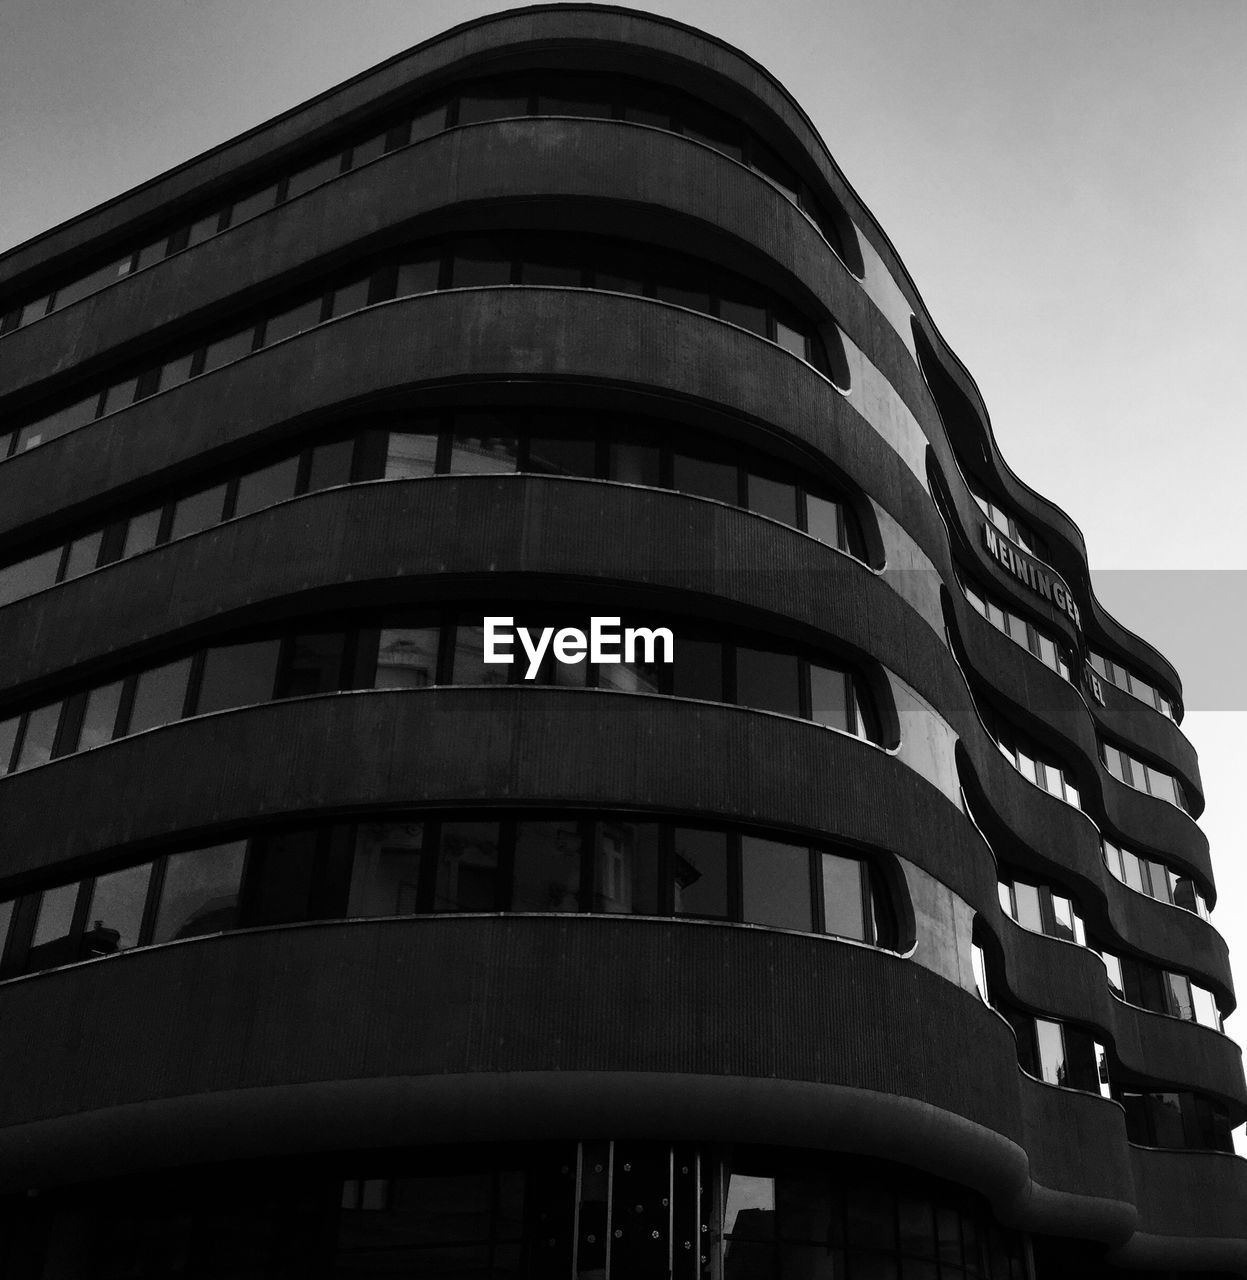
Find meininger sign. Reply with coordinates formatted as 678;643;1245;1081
981;523;1082;630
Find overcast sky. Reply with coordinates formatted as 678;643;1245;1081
4;0;1246;1131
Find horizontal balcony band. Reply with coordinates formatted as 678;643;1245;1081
0;908;1136;1246
0;289;939;561
1;474;1218;987
1108;1145;1247;1270
996;920;1245;1110
950;587;1203;820
0;120;866;403
0;687;990;906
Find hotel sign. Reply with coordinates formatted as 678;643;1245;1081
982;523;1081;629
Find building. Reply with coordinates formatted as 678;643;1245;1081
0;5;1243;1276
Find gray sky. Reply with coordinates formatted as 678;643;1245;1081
5;0;1247;1132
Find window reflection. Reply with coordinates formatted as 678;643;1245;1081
513;821;581;912
593;821;660;915
84;863;151;955
349;822;424;917
740;836;810;931
126;658;192;735
671;827;729;918
152;842;247;943
435;822;501;912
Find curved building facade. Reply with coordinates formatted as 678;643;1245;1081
0;7;1243;1277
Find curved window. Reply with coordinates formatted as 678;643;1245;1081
1096;948;1222;1031
7;229;843;459
1100;739;1188;811
997;876;1085;945
0;604;886;780
0;70;857;341
987;716;1081;810
0;406;869;610
0;810;900;979
1103;837;1209;919
961;576;1071;680
1115;1089;1234;1153
1089;649;1176;720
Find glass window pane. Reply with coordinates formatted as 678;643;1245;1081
1102;951;1124;996
169;484;227;540
196;639;281;714
62;530;103;581
0;900;13;954
122;508;162;557
1122;851;1145;893
247;829;319;927
228;185;279;224
396;254;441;297
673;452;737;504
451;621;509;685
1042;762;1064;797
306;438;355;492
512;820;582;912
1193;984;1220;1030
537;76;614;118
185;210;223;247
281;631;345;698
609;441;661;486
233;456;300;518
449;430;517;474
450;239;512;287
350;132;387;167
262;297;323;346
653;269;710;314
99;377;140;416
15;703;63;770
597;644;661;695
1012;882;1043;932
385;431;439;480
1035;1018;1065;1086
126;657;192;734
435;821;501;912
285;153;342;199
719;289;768;338
519;249;583;287
671;827;729;918
527;436;597;478
742;829;809;931
130;238;168;272
349;821;424;917
805;495;843;549
330;276;371;317
375;627;440;688
0;547;62;606
16;395;99;452
774;319;808;359
83;863;151;956
671;637;724;702
0;716;19;773
846;1185;894;1251
593;820;660;914
736;648;800;716
457;86;529;124
809;665;850;732
75;680;124;751
27;882;80;971
821;852;865;940
152;842;247;942
1166;972;1195;1021
725;1173;776;1238
200;328;255;374
747;473;798;526
1050;894;1076;942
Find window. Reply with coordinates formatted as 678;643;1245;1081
962;577;1070;680
195;640;281;715
993;721;1081;809
1101;740;1188;811
348;822;424;917
512;820;581;912
435;821;501;912
151;842;247;943
233;456;300;518
671;827;729;919
740;837;811;931
26;882;81;972
125;658;192;735
169;484;228;540
0;547;62;607
84;863;152;955
999;877;1085;946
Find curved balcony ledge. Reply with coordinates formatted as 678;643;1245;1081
1093;679;1199;789
0;119;870;403
950;588;1203;815
0;289;941;560
0;914;1024;1197
0;688;994;914
1108;1145;1247;1270
0;475;940;706
1010;1073;1134;1244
